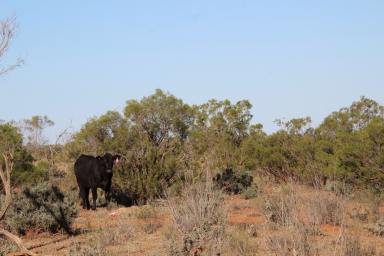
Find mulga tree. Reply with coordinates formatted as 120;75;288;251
186;99;253;173
259;117;317;182
316;97;384;189
118;89;194;201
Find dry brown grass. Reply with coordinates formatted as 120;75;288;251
267;225;320;256
8;180;384;256
224;228;258;256
167;180;227;256
334;229;380;256
263;184;345;234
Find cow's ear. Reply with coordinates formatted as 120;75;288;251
113;155;121;164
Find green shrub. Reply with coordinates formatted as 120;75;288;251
113;154;179;204
5;183;78;235
213;168;253;195
12;161;49;185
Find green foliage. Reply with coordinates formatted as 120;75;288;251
66;111;125;157
12;159;50;185
4;183;78;235
0;122;23;153
65;92;384;203
0;123;46;186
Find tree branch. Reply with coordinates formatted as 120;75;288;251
0;18;23;76
0;153;36;256
0;229;37;256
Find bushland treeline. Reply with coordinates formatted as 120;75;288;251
2;89;384;202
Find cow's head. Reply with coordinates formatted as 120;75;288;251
98;153;122;174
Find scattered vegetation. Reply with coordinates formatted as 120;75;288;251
2;89;384;255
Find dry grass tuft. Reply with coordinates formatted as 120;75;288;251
263;184;345;234
335;230;379;256
135;205;158;220
68;218;134;255
267;222;320;256
167;180;227;256
225;229;258;256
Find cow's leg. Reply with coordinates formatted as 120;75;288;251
79;186;87;209
104;186;111;206
85;187;90;210
91;188;97;210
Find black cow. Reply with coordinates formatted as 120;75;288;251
74;153;121;210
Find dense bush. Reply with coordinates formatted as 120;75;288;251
213;168;253;194
4;183;78;235
3;92;384;209
62;91;384;202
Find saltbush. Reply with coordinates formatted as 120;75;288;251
4;183;78;235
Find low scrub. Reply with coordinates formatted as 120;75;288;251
167;181;227;256
4;183;78;235
223;226;259;256
242;186;258;199
336;231;378;256
68;238;108;256
69;218;134;256
366;218;384;237
268;225;319;256
0;238;17;256
135;205;158;220
263;185;298;227
263;185;345;231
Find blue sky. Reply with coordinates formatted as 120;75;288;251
0;1;383;141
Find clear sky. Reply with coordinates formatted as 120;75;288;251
1;1;383;141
